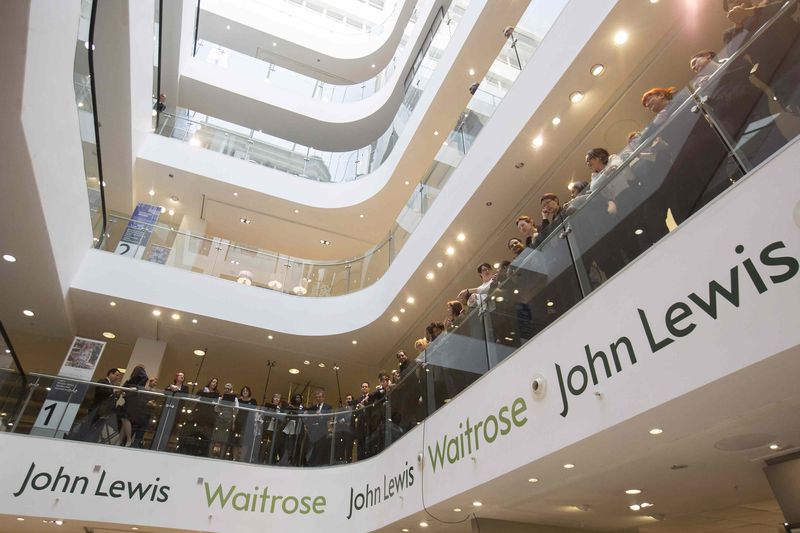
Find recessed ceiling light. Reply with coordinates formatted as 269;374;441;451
634;228;644;235
402;529;409;532
168;209;175;216
233;192;238;196
770;444;780;450
132;528;139;531
590;64;605;76
626;489;641;495
391;316;399;322
468;68;475;76
472;501;483;507
406;296;415;304
528;478;539;483
640;502;654;508
649;428;663;435
293;209;300;214
191;319;198;324
267;335;274;340
320;239;331;245
445;246;455;256
78;101;84;108
289;368;300;374
650;0;659;3
400;308;405;313
436;262;443;268
563;463;575;469
425;272;434;280
2;254;16;262
433;131;439;136
226;24;231;30
404;180;410;185
170;195;179;202
16;518;24;521
532;135;544;148
55;521;63;526
352;340;358;345
552;116;561;126
318;362;326;368
614;30;629;45
159;206;166;213
303;360;310;365
22;310;35;317
569;91;585;104
152;309;161;316
629;504;641;511
453;507;462;512
171;313;180;320
419;522;428;528
546;300;554;307
272;41;277;46
456;233;466;242
148;188;155;196
102;332;116;339
359;214;364;218
193;349;205;356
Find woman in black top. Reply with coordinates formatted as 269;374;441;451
165;371;189;394
233;386;257;461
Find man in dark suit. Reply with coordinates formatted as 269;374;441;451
93;368;123;414
306;389;333;465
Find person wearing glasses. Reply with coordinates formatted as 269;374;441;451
533;194;564;249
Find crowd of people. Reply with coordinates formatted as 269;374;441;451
71;0;799;468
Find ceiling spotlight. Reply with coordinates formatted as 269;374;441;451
552;116;561;126
404;180;410;185
569;91;585;104
649;428;663;435
78;102;84;108
226;24;231;30
468;68;475;76
318;362;326;368
289;368;300;374
419;522;428;528
472;501;483;507
359;214;364;218
293;209;300;214
267;335;274;340
191;319;198;324
546;300;554;307
402;529;409;532
532;135;544;148
406;296;415;304
22;310;35;317
2;254;16;262
371;64;376;68
456;233;466;242
159;206;166;214
400;308;405;313
590;64;605;76
108;301;116;307
320;239;331;245
102;332;116;339
239;218;252;224
436;262;443;268
352;340;358;345
626;489;642;495
453;507;462;512
391;316;399;322
433;131;439;136
233;192;238;196
770;444;780;450
634;228;644;235
193;349;205;356
650;0;659;2
614;30;629;45
445;246;455;256
629;504;641;511
563;463;575;469
640;503;654;508
425;272;434;280
528;478;539;483
171;313;180;320
148;189;155;196
304;360;310;365
272;42;277;46
152;309;161;317
168;209;175;216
